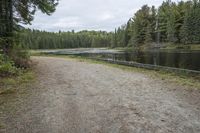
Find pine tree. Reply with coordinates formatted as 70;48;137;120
181;0;200;44
145;23;153;44
0;0;59;54
167;11;176;43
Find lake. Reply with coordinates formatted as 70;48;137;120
43;48;200;71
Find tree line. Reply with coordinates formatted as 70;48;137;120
21;0;200;49
113;0;200;48
4;0;200;51
20;29;113;49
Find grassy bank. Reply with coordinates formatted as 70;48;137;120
161;44;200;50
111;44;200;51
33;54;200;89
0;70;35;95
0;70;35;130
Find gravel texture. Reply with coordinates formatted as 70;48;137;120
1;56;200;133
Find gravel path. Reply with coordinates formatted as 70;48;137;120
1;56;200;133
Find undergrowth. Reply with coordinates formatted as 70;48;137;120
0;71;35;95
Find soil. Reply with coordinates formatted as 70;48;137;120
0;56;200;133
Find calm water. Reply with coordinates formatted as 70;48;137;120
46;48;200;71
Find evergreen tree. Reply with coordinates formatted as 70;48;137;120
12;0;200;50
181;0;200;44
20;29;113;49
0;0;59;54
166;9;177;43
115;0;200;48
145;23;153;44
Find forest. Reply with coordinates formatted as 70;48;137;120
113;0;200;48
20;0;200;49
20;29;113;49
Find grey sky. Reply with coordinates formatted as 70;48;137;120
25;0;165;32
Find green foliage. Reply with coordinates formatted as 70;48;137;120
0;0;59;50
131;5;156;46
0;54;18;77
13;0;59;24
181;0;200;44
3;0;199;51
9;44;31;68
145;23;153;44
0;43;30;77
113;0;200;49
21;29;113;49
0;0;59;72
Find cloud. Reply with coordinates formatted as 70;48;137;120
25;0;166;32
52;17;82;28
98;13;115;21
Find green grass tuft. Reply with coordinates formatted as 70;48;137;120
0;71;35;95
0;122;5;129
0;89;17;95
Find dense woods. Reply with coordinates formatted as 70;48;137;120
1;0;200;52
19;0;200;50
20;29;113;49
113;0;200;48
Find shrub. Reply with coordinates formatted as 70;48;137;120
0;54;19;77
9;44;31;68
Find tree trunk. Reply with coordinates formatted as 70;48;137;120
1;0;13;55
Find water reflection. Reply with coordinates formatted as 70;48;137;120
49;48;200;71
78;50;200;71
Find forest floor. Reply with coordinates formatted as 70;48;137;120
0;56;200;133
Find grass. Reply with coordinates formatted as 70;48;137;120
0;88;17;95
33;54;200;89
161;44;200;50
0;122;5;129
0;70;35;95
0;70;35;130
110;46;142;51
111;44;200;51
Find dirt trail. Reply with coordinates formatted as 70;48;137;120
1;56;200;133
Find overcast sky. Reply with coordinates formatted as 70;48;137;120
25;0;166;32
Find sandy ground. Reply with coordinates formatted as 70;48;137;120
1;56;200;133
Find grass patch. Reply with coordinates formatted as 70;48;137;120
149;70;200;88
0;70;35;95
112;44;200;51
0;70;35;130
33;54;200;89
0;89;17;95
110;46;139;51
0;122;5;129
162;44;200;50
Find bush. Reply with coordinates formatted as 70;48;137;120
0;54;19;77
9;45;31;68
